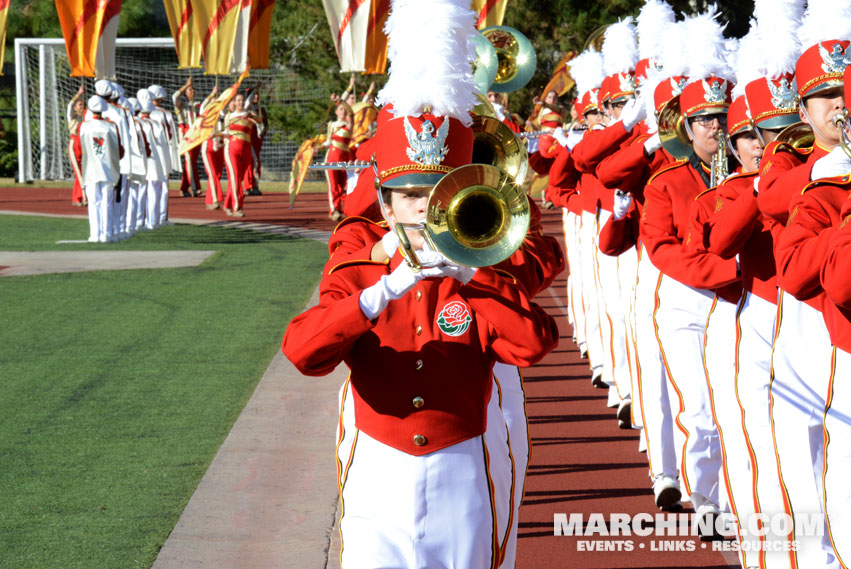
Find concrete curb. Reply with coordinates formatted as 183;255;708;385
152;286;345;569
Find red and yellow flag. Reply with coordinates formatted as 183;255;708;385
163;0;203;68
363;0;389;74
0;0;10;76
247;0;275;69
543;51;577;98
351;102;378;145
56;0;111;77
471;0;508;30
178;68;250;155
93;0;121;78
288;134;328;208
191;0;250;75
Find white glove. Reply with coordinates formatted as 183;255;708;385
811;146;851;180
358;251;454;319
620;97;647;132
381;229;400;258
566;129;585;150
612;190;633;220
552;126;569;147
753;175;761;194
643;132;662;155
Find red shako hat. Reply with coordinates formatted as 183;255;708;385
680;76;733;118
744;74;800;130
727;95;754;137
576;89;600;117
653;75;688;114
795;40;851;99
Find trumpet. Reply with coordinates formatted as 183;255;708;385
832;111;851;160
517;130;552;139
307;160;371;171
394;164;530;271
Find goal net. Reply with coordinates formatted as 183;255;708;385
14;38;326;184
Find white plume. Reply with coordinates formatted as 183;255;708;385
641;63;668;132
376;0;478;126
637;0;677;61
798;0;851;50
656;17;690;78
754;0;804;79
732;25;761;98
682;6;733;81
602;17;639;75
570;49;605;97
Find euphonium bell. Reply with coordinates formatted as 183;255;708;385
773;121;815;149
395;164;530;270
657;94;692;159
471;115;529;183
481;26;537;93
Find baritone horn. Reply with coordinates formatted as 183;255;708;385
395;164;530;270
471;115;529;183
481;26;537;93
657;94;692;159
773;121;814;149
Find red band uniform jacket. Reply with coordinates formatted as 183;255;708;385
282;252;559;456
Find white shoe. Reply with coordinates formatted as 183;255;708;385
693;501;723;541
653;476;682;511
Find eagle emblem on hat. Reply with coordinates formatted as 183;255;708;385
619;73;637;93
819;43;851;74
670;77;687;96
590;90;599;104
703;79;728;104
768;78;798;111
404;117;450;166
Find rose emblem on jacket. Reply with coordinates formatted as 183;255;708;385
92;136;105;157
436;300;472;337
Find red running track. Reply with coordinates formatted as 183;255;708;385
1;185;738;568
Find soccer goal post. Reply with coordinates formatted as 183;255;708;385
15;37;326;184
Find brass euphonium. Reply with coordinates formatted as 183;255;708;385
481;26;537;93
774;121;815;149
657;95;692;159
395;164;531;270
471;115;529;183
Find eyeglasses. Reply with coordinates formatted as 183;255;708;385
691;114;728;127
612;101;627;110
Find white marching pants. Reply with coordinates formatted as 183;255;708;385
158;180;169;225
595;209;630;400
653;274;720;503
769;292;836;569
618;247;641;427
135;180;147;230
635;248;681;481
493;363;528;569
146;181;161;230
85;182;114;242
111;175;128;239
824;347;851;567
579;211;603;377
336;378;513;569
563;210;586;351
124;178;143;236
705;296;763;568
736;292;792;569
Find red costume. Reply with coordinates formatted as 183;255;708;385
223;111;254;214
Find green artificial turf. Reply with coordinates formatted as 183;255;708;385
0;216;327;568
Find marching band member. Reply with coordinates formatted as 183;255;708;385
284;4;558;568
323;99;354;221
125;97;151;232
200;86;225;210
244;86;267;196
223;92;261;217
80;95;122;243
137;91;170;231
766;3;851;563
67;85;86;207
173;77;202;197
639;10;739;538
149;84;180;225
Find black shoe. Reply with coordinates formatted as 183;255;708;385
617;399;632;429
